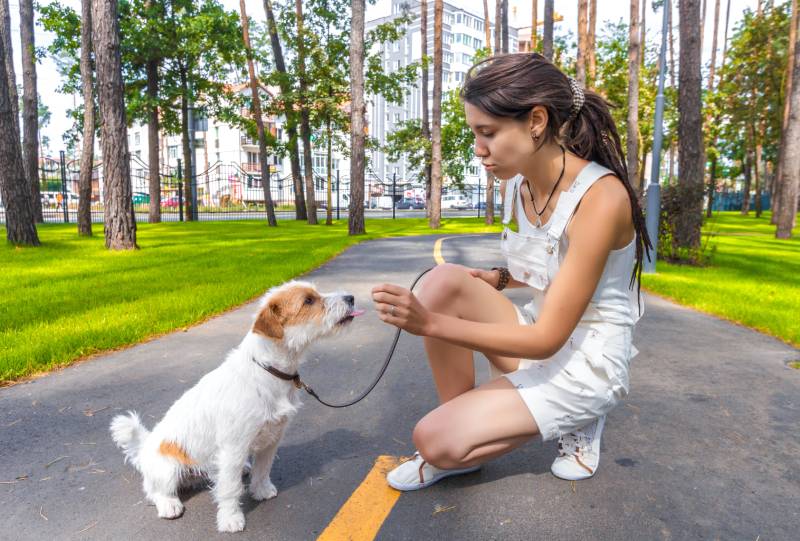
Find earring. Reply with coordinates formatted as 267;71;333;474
531;132;539;143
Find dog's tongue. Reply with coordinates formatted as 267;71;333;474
348;309;366;317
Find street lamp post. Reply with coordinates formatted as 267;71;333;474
644;0;670;273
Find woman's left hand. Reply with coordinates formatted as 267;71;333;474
371;283;432;336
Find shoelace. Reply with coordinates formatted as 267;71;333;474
558;424;595;458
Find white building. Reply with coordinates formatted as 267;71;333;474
365;0;518;193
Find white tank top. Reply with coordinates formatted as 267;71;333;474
501;161;643;328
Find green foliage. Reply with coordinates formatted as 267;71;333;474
715;3;790;169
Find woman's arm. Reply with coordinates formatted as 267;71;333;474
372;177;632;360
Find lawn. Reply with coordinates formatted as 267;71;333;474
1;218;502;383
642;211;800;348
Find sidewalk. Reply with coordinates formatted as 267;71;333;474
1;233;798;540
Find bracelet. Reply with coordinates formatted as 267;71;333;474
491;267;511;291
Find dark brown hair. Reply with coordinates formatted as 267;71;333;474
461;52;652;297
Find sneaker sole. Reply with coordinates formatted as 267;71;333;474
387;465;481;491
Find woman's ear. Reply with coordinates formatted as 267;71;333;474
528;105;549;138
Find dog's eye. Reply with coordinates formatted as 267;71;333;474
304;296;315;305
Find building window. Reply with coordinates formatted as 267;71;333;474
394;59;400;70
394;113;401;123
455;72;464;82
168;145;178;159
134;132;140;146
393;40;400;52
474;38;483;49
443;31;452;44
463;15;471;28
444;51;453;64
456;13;461;23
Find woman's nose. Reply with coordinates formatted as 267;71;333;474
474;144;488;158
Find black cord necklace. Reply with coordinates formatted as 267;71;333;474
524;145;566;227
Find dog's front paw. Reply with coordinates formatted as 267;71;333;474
217;509;246;533
249;480;277;501
155;497;184;519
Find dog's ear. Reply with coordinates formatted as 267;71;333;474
253;301;284;339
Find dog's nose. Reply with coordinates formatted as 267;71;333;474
343;295;354;306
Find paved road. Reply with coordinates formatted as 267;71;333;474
2;234;798;540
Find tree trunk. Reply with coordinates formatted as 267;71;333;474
754;136;763;218
704;0;722;220
239;0;276;227
295;0;317;224
20;0;42;222
0;0;18;125
485;172;495;224
78;0;94;236
326;114;332;225
577;0;588;86
494;0;501;54
543;0;554;60
430;0;443;229
706;153;717;217
501;0;508;53
179;66;193;222
588;0;597;82
92;0;137;250
0;31;38;245
627;0;641;191
776;0;800;238
675;0;705;251
640;0;646;68
422;0;432;216
741;150;752;215
773;0;797;225
146;59;161;223
483;0;493;52
348;0;366;235
263;0;306;220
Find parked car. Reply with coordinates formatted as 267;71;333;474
132;192;150;205
441;194;471;210
476;201;497;211
162;195;181;208
395;198;425;210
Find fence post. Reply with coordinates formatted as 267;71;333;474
392;172;396;219
477;182;481;218
59;150;69;223
336;169;340;220
177;159;184;222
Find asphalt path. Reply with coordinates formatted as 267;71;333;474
2;233;798;540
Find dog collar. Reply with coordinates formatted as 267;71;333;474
252;358;305;390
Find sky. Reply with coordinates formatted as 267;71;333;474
5;0;760;155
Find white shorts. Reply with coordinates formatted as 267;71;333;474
504;305;635;441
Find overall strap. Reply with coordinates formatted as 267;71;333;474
502;175;521;225
546;162;614;241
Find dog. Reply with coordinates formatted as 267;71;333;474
110;281;363;532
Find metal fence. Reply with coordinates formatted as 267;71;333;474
2;155;500;224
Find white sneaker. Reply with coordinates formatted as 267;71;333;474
550;415;606;480
386;452;480;491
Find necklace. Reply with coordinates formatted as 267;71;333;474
524;145;566;228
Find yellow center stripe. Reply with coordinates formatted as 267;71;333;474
316;455;402;541
432;237;452;265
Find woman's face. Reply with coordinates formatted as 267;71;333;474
464;102;538;180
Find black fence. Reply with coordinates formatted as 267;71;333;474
2;155;501;224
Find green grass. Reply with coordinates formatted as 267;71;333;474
642;211;800;348
1;218;501;383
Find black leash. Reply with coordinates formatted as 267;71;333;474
257;267;434;408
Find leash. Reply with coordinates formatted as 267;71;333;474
257;267;434;408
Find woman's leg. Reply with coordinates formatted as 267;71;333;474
416;263;522;403
413;376;540;469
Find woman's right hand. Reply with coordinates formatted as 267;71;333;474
468;267;501;289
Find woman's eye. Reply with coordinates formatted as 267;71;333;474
304;296;314;305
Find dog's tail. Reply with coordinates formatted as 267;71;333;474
110;411;150;470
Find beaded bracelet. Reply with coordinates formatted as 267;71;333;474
491;266;511;291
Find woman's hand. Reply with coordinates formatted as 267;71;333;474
468;267;501;289
371;283;433;336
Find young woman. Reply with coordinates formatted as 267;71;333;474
371;52;651;491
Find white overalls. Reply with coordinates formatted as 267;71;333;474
498;161;642;441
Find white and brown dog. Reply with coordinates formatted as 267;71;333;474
110;281;363;532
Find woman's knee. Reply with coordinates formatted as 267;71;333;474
418;263;469;310
412;413;467;467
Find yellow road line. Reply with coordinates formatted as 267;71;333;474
432;237;451;265
317;455;402;541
